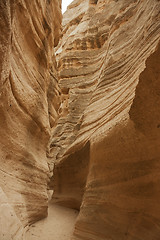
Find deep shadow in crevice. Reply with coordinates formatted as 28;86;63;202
89;0;98;4
49;141;90;210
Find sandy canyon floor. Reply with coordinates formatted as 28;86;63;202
26;204;78;240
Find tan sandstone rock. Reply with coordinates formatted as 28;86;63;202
0;0;62;238
0;0;160;239
49;0;160;239
0;187;24;240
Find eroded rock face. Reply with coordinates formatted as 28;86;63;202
74;42;160;240
49;0;160;239
1;0;160;239
0;0;61;238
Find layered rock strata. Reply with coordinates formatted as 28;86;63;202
0;0;61;238
49;0;160;239
0;0;160;239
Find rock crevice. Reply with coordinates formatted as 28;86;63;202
0;0;160;240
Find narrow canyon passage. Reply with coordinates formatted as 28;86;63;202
26;204;78;240
0;0;160;239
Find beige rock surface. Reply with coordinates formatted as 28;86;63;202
0;0;62;238
0;187;25;240
25;204;78;240
0;0;160;239
74;43;160;240
48;0;160;239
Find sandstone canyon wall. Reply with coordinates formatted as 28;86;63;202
0;0;61;239
0;0;160;240
49;0;160;239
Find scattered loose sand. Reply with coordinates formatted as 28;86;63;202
26;204;78;240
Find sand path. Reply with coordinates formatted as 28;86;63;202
25;204;78;240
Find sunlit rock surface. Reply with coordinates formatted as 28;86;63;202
49;0;160;239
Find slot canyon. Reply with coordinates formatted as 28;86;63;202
0;0;160;239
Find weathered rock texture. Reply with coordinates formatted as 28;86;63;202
0;0;61;238
49;0;160;239
1;0;160;239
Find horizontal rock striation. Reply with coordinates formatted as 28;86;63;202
73;41;160;240
50;0;160;239
0;0;160;239
0;0;61;238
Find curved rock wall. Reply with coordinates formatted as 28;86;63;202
73;41;160;240
50;0;160;239
0;0;160;239
0;0;61;238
